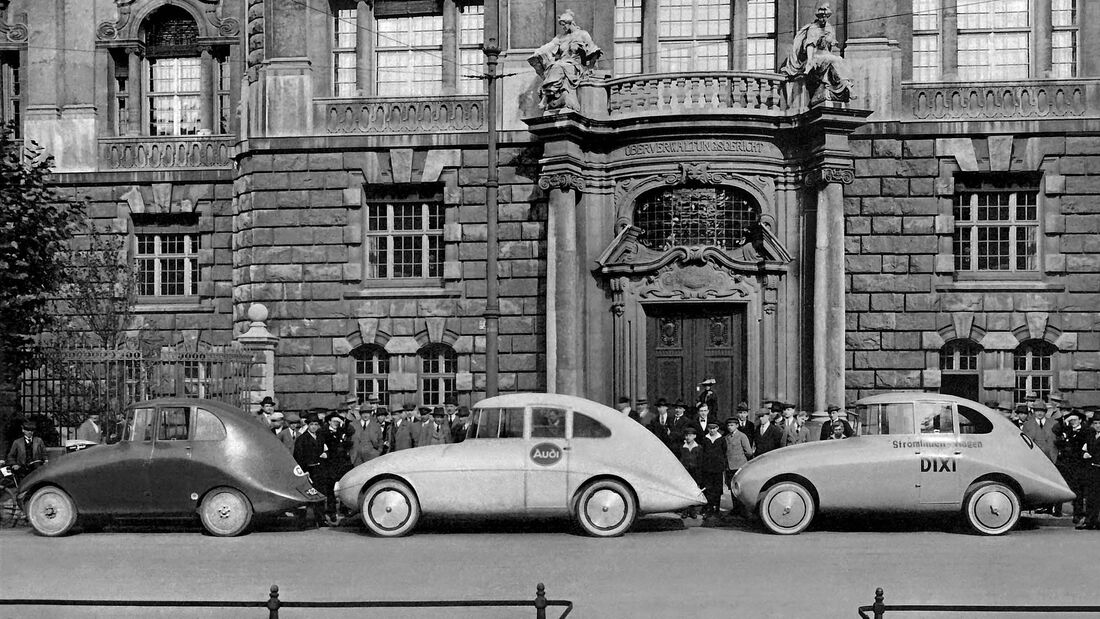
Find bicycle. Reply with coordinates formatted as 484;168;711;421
0;459;41;528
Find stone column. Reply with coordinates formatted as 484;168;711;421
441;0;457;93
540;172;585;396
237;303;279;413
126;47;143;136
199;46;215;134
258;0;314;137
942;0;958;79
356;0;372;95
1034;0;1053;77
809;167;853;419
844;0;901;119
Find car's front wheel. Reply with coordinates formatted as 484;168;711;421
963;481;1020;536
574;479;637;537
198;487;253;537
758;481;815;535
26;486;78;537
360;479;420;537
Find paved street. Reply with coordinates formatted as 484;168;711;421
0;511;1096;619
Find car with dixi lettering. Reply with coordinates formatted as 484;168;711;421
17;398;324;537
731;393;1075;536
335;393;705;537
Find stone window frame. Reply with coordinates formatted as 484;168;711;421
1012;339;1058;405
610;0;779;75
418;343;457;406
950;172;1041;280
361;184;447;287
134;226;201;298
352;344;390;407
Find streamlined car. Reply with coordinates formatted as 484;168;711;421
731;393;1076;536
335;393;705;537
17;398;323;537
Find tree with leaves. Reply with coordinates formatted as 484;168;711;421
0;120;86;412
56;221;139;349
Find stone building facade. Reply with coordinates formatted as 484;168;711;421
4;0;1099;414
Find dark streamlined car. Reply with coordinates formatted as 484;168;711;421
18;398;323;537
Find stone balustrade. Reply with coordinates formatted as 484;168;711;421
903;79;1100;120
598;72;799;119
99;135;236;170
315;95;487;134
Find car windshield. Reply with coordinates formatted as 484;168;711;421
122;407;156;442
856;402;915;436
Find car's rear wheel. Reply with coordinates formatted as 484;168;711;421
360;479;420;537
26;486;77;537
758;481;815;535
198;487;253;537
963;481;1020;536
574;479;637;537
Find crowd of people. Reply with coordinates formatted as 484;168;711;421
253;395;471;527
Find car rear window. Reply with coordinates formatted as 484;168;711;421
957;405;994;434
531;407;566;438
572;413;611;438
468;407;525;440
192;408;227;441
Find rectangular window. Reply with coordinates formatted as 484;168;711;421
614;0;643;76
216;56;231;134
1052;0;1078;78
657;0;730;72
333;6;358;96
952;179;1038;273
912;0;941;82
1;51;21;136
420;346;456;406
136;232;200;297
957;0;1030;80
376;13;443;96
354;349;389;407
745;0;776;71
148;57;202;136
364;190;444;281
458;3;485;94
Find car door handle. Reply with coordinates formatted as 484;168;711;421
561;446;570;451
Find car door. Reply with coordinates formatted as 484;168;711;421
439;407;527;514
147;405;197;513
524;406;570;511
823;402;919;511
914;401;961;505
84;406;156;514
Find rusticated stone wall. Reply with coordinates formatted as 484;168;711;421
845;131;1100;407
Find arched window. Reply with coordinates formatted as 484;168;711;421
353;345;389;406
419;344;456;406
633;186;760;251
1013;340;1056;404
939;340;981;402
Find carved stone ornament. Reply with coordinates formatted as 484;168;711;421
246;0;264;80
538;172;586;192
804;166;855;187
662;162;733;186
98;0;239;42
0;2;27;44
641;263;749;301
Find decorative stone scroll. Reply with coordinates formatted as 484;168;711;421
97;0;239;42
0;1;27;44
804;166;855;187
538;173;586;192
245;0;264;80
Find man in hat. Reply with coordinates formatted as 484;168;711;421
1055;410;1089;524
616;396;633;418
776;402;798;443
646;398;675;450
634;398;652;425
341;395;362;434
6;420;48;482
390;403;417;451
417;407;452;447
292;414;328;527
280;412;302;451
76;410;105;444
731;402;756;448
723;417;753;515
1022;395;1062;514
784;410;812;446
451;406;472;443
1079;414;1100;529
668;401;690;452
698;418;727;518
678;425;703;519
697;378;718;423
443;396;459;426
754;408;783;457
350;402;386;466
257;396;279;428
819;405;854;440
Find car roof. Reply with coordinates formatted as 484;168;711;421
473;392;630;427
854;392;992;408
128;398;255;431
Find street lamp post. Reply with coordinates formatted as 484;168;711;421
483;40;501;398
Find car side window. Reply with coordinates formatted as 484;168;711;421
191;408;227;441
469;407;525;439
917;403;954;434
157;407;191;441
500;408;525;438
859;403;914;436
957;405;994;435
124;407;156;442
571;412;611;439
531;407;567;438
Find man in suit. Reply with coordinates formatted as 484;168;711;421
293;415;327;526
6;420;48;482
279;412;302;451
1022;398;1062;515
698;420;727;518
391;404;416;451
732;402;755;447
1055;410;1089;524
776;403;798;438
669;401;690;450
417;408;452;447
784;410;812;446
819;405;854;440
697;378;719;423
443;396;459;427
723;417;754;514
451;406;472;443
754;408;783;457
257;396;278;428
646;398;674;450
616;397;634;420
634;398;652;425
1079;414;1100;529
76;411;105;444
269;412;295;451
350;406;385;466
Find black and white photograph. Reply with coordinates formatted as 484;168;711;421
1;0;1099;616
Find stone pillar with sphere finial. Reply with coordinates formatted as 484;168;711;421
236;303;279;413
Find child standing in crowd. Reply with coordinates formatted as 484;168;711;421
679;426;702;519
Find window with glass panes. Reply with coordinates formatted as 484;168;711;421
940;340;980;372
364;190;445;280
353;346;389;407
419;345;456;406
658;0;730;72
216;56;231;134
614;0;643;76
136;233;200;296
1014;341;1055;404
1052;0;1078;78
956;0;1030;81
745;0;776;71
911;0;941;82
952;180;1038;273
458;3;485;94
1;51;20;136
333;5;358;96
147;57;201;136
376;12;443;96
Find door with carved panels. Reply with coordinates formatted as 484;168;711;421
646;305;745;424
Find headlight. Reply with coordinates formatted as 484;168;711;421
293;465;307;477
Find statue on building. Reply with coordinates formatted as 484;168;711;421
780;2;853;103
528;9;602;113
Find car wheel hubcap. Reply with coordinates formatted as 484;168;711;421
768;490;807;529
974;490;1012;530
207;493;246;532
31;492;71;534
586;489;626;529
370;490;410;530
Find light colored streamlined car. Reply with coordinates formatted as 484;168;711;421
335;393;704;537
732;393;1075;536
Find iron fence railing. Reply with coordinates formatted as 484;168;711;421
858;587;1100;618
0;583;573;618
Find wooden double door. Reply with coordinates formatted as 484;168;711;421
646;305;746;423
